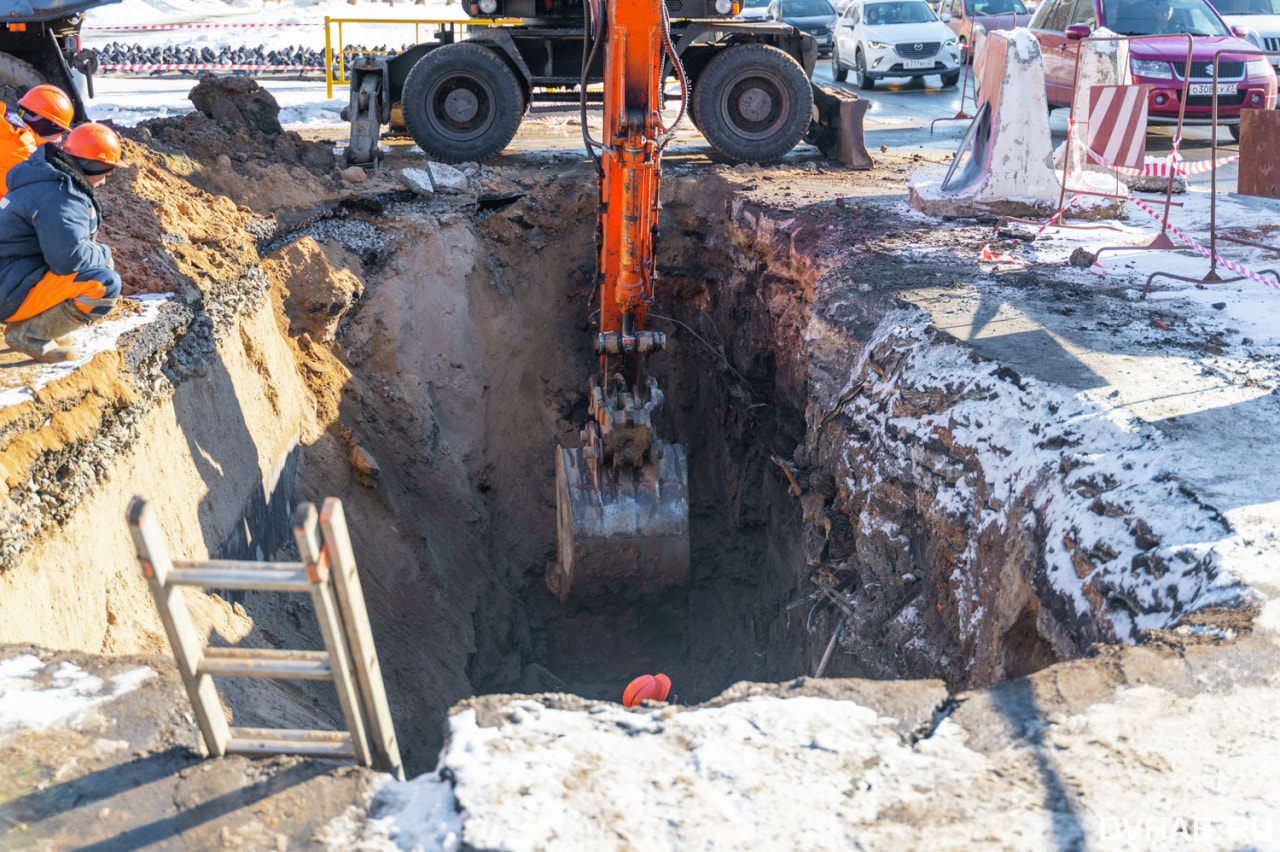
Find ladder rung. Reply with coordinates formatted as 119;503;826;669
167;566;313;592
199;648;332;680
174;558;308;572
226;728;355;759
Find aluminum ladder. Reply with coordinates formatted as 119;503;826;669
126;496;404;780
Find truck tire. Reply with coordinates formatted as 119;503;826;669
401;43;526;163
692;44;813;165
0;52;46;110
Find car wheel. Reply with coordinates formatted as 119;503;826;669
959;35;970;64
1228;122;1242;142
855;50;874;90
941;70;960;87
832;42;848;82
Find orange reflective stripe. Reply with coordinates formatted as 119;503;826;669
5;271;107;323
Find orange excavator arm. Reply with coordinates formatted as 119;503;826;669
551;0;690;603
596;0;664;340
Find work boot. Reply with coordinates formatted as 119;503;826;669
3;300;96;363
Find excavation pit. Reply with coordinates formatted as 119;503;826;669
0;129;1269;845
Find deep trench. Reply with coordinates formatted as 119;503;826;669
216;172;1109;777
213;179;820;776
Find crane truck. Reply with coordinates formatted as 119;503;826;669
342;0;865;166
0;0;117;123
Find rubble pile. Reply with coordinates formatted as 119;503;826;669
129;75;333;173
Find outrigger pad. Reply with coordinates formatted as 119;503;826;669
551;440;690;604
808;85;873;170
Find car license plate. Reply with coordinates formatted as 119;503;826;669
904;59;934;69
1188;82;1237;96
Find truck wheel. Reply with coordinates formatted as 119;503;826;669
401;43;525;163
0;52;46;110
692;44;813;165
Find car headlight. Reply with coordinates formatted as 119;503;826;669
943;37;959;46
1246;57;1274;78
867;40;890;48
478;0;498;11
715;0;734;13
1131;58;1173;79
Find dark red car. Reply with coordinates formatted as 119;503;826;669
1030;0;1278;137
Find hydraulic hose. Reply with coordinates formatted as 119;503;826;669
580;0;605;173
656;0;688;150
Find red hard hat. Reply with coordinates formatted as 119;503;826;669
64;123;122;169
17;85;73;132
622;673;671;707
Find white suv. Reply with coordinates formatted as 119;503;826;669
1217;0;1280;76
832;0;963;88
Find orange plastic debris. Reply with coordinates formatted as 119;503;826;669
622;673;671;707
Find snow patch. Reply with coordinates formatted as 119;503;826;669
0;654;154;743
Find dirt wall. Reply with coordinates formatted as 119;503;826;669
0;297;307;653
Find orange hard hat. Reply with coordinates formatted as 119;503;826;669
17;85;73;132
623;673;671;707
64;123;122;171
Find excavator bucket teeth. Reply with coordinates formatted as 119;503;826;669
552;440;690;603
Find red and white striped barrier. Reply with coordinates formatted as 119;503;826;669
85;22;321;30
1087;84;1150;172
99;63;325;72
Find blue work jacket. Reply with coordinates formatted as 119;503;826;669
0;144;112;320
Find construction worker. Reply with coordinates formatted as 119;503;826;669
0;85;74;194
0;122;122;363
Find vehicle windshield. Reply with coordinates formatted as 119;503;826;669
970;0;1029;14
864;1;941;22
1215;0;1280;13
1103;0;1231;34
781;0;836;15
743;0;770;8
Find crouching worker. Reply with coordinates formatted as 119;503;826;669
0;85;74;194
0;123;122;363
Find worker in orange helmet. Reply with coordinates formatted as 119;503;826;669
1;122;123;362
0;85;74;195
623;673;676;707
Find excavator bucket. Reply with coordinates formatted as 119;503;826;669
551;439;690;603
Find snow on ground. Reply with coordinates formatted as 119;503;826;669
358;687;1280;851
82;0;468;51
0;655;153;743
81;0;469;129
89;74;348;128
0;293;172;408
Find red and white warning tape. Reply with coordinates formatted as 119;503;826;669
1086;146;1239;178
1091;194;1280;291
100;63;325;72
981;245;1022;264
84;22;321;30
1037;191;1084;234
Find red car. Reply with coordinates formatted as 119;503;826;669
1030;0;1278;138
942;0;1033;56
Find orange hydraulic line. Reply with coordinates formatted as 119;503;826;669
597;0;664;339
